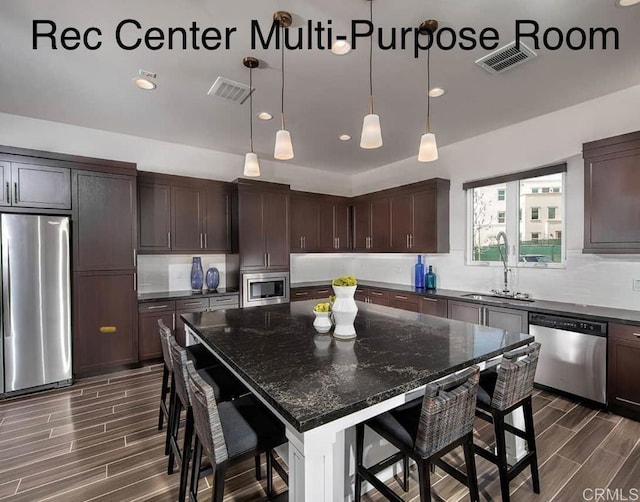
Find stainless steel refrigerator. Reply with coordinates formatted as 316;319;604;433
1;214;72;395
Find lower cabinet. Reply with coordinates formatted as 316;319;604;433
418;296;448;318
290;286;332;302
138;301;176;361
608;322;640;420
73;271;138;376
448;300;528;333
388;292;419;312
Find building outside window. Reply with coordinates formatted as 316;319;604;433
466;166;565;266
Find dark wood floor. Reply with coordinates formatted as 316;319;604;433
0;365;638;501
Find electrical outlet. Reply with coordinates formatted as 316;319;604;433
633;279;640;291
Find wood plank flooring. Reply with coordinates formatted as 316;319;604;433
0;365;638;501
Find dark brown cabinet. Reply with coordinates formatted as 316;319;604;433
419;296;448;318
73;171;137;271
238;180;290;271
608;322;640;421
291;192;351;252
138;173;233;254
355;287;390;306
583;131;640;253
138;301;176;361
388;292;419;312
175;296;209;346
290;286;333;302
138;181;171;250
73;271;138;375
352;179;449;253
0;161;70;209
171;185;204;251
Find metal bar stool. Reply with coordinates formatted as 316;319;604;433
167;335;250;502
474;342;541;502
185;360;288;501
355;366;481;502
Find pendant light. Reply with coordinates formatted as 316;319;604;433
243;56;260;177
418;19;439;162
273;11;294;160
360;0;382;149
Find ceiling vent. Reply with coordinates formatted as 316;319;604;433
475;41;537;74
207;76;252;104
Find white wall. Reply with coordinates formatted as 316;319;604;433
339;84;640;311
137;254;230;294
0;112;352;196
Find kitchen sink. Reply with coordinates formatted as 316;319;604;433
461;293;535;303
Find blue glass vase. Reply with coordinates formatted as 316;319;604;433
190;257;204;291
206;267;220;290
414;255;425;289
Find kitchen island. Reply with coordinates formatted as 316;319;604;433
183;300;534;501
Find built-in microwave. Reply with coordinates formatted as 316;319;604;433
241;271;290;307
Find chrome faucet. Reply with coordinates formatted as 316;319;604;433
495;231;510;295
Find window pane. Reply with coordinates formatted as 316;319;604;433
519;173;563;263
471;184;506;262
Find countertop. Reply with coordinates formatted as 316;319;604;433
138;288;239;303
182;300;533;432
291;280;640;325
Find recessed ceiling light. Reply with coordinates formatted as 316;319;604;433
331;39;351;55
257;112;273;120
617;0;640;5
133;77;156;90
339;134;351;141
428;87;446;98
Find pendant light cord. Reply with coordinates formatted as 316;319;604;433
369;0;374;114
281;23;286;130
249;66;254;152
426;48;431;133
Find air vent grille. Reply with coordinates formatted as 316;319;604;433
207;76;252;104
475;41;537;74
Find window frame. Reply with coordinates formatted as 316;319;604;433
530;207;540;221
464;164;566;269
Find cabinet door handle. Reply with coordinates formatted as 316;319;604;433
147;305;169;310
300;236;303;249
395;295;408;300
13;182;18;203
421;297;438;302
295;291;309;296
410;234;414;248
316;289;329;294
172;313;176;331
267;253;271;267
634;333;640;338
99;326;117;334
168;232;171;248
371;291;383;296
5;182;9;203
133;274;137;291
478;308;483;324
204;233;207;248
183;301;204;307
200;233;204;249
337;237;340;248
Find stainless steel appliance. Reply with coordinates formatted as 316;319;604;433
1;214;72;395
241;271;289;307
529;312;607;404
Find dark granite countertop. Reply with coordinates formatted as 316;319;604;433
291;280;640;326
138;288;239;303
182;300;533;432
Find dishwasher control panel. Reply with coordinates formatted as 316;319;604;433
529;313;607;337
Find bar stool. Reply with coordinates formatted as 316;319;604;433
157;320;220;450
185;360;289;502
355;366;481;502
168;335;249;502
474;343;541;502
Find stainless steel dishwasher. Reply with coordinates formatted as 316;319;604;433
529;312;607;404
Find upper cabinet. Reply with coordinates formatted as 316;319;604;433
0;161;70;210
354;178;450;253
137;173;234;254
238;179;290;271
583;131;640;253
290;192;351;252
73;170;137;271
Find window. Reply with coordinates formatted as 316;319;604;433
464;163;566;267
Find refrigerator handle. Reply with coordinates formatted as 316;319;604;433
4;246;11;338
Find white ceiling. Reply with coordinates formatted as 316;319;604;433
1;0;639;174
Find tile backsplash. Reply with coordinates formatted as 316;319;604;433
137;254;228;293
